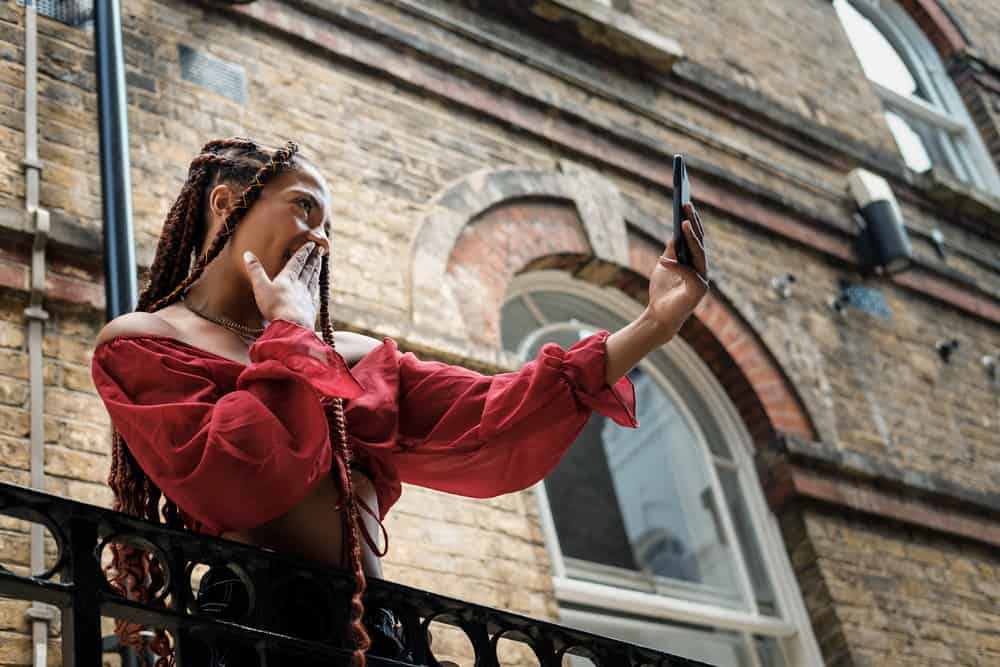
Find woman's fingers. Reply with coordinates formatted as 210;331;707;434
283;241;316;279
307;253;322;297
660;238;676;264
684;220;709;281
683;203;705;244
301;245;323;281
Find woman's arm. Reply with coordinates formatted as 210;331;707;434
605;203;709;383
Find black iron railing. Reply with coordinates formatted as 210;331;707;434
0;481;708;666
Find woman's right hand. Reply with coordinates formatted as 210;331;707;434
243;241;325;329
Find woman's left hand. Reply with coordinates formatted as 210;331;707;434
646;202;710;337
604;202;711;384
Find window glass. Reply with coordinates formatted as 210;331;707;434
501;292;734;460
500;296;541;343
523;326;744;609
755;635;788;667
501;281;812;664
717;467;778;616
884;110;934;172
833;0;925;99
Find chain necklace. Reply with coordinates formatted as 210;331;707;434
180;290;266;345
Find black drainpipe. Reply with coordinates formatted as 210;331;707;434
95;0;137;320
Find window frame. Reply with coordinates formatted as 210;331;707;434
836;0;1000;192
504;271;824;667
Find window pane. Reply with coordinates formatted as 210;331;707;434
717;467;779;617
882;108;964;179
833;0;926;100
521;291;628;333
512;291;734;461
541;334;744;608
755;636;787;667
500;297;542;345
561;609;753;667
884;110;932;172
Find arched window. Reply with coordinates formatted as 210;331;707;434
833;0;1000;192
501;272;823;667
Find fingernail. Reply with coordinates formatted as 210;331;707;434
243;251;254;263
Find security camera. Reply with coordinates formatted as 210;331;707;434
847;168;913;275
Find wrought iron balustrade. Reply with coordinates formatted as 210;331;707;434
0;481;708;666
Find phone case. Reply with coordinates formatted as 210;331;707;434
673;154;694;268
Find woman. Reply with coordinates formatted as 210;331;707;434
90;138;709;666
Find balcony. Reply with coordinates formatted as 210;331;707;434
0;481;708;666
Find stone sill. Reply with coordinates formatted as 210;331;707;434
917;167;1000;224
528;0;684;72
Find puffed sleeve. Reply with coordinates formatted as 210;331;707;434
90;318;364;535
345;330;637;515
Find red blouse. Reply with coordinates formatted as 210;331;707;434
90;318;638;541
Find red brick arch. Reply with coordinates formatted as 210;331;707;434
446;198;817;449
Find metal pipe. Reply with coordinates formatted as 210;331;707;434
95;0;137;319
21;2;58;665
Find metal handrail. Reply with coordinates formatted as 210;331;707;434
0;481;708;666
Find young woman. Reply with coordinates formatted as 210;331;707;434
90;137;709;666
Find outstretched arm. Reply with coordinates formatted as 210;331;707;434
605;202;709;383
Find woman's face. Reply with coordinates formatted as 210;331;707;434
208;158;332;281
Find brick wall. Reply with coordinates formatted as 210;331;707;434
628;0;899;153
797;505;1000;666
946;0;1000;66
0;0;997;665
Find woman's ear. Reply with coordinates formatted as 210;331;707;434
207;183;237;223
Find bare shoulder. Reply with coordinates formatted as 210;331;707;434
334;330;383;366
95;311;179;348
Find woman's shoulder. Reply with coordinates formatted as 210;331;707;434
95;311;179;349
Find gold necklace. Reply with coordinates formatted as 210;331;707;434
180;292;266;344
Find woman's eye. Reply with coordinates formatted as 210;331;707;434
297;199;313;213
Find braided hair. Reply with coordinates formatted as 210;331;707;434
105;137;371;666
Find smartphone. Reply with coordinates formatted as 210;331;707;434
672;154;695;269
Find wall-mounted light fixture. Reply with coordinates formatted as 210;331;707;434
847;168;913;275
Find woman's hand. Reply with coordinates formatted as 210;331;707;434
604;202;710;384
647;202;710;336
243;241;325;329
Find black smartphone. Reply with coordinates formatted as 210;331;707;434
672;154;695;269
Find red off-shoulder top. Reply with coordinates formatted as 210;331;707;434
90;318;638;543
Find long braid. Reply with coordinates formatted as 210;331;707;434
104;137;372;666
319;242;371;666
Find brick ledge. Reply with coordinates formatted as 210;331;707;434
761;433;1000;549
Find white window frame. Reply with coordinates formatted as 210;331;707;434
504;271;823;667
838;0;1000;192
